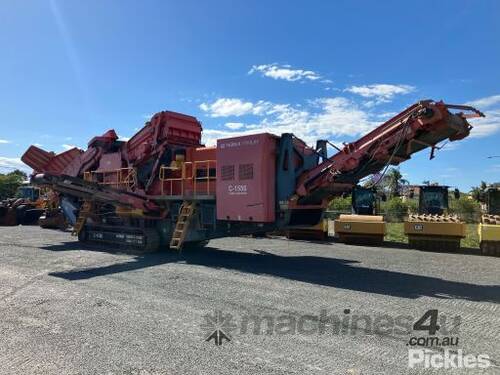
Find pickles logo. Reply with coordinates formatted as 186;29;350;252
408;349;491;369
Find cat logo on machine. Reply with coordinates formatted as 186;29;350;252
414;224;424;231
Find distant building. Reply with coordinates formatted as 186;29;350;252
401;185;420;201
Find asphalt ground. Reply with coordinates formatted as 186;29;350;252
0;226;499;374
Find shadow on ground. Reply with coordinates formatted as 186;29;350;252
44;241;500;304
382;241;482;256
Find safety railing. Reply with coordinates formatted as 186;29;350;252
159;163;188;196
159;160;216;197
83;168;138;191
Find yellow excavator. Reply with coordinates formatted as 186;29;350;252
334;186;386;245
479;186;500;256
404;185;465;251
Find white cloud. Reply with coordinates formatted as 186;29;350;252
249;63;322;82
467;94;500;109
224;122;244;130
308;97;374;137
459;95;500;138
345;84;415;105
468;109;500;138
199;98;272;117
201;96;375;147
62;144;77;150
0;139;11;144
202;129;240;147
118;136;130;141
0;156;30;172
33;143;43;147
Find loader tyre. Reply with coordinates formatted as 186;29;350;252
77;227;88;242
24;209;44;225
15;205;27;224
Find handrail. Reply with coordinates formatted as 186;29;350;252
83;168;137;191
159;160;216;197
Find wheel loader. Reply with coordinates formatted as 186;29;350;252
0;184;45;226
37;190;68;230
333;186;386;245
404;185;465;251
478;186;500;256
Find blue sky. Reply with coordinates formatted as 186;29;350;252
0;0;499;190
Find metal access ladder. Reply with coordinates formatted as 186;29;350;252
72;201;92;236
170;201;195;250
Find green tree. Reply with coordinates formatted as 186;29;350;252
470;181;488;202
449;196;481;223
328;195;352;213
383;168;409;197
406;198;418;214
382;196;409;221
9;169;27;180
0;170;26;200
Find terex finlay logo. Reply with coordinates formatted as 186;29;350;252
219;139;259;149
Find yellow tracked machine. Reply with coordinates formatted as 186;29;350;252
479;186;500;256
405;185;465;251
334;186;386;245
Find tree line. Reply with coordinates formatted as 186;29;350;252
0;169;28;200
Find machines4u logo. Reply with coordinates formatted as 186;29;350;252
201;310;237;346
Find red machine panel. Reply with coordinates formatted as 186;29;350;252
216;133;277;222
126;111;202;162
97;152;123;171
21;146;83;174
